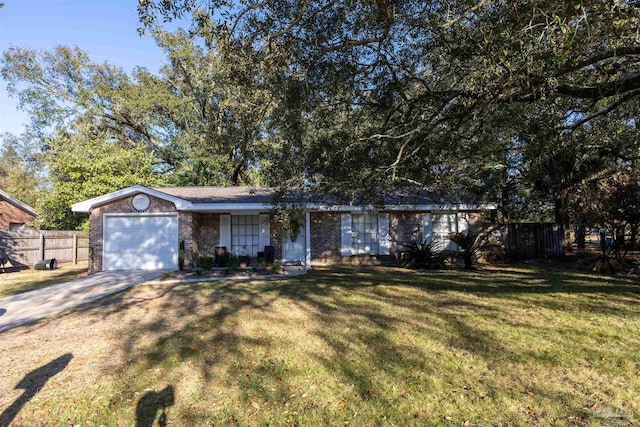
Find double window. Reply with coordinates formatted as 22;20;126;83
352;213;379;255
231;215;260;256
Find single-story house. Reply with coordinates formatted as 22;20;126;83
0;188;37;231
71;185;495;272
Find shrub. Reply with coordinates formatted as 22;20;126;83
400;240;445;269
226;254;240;270
161;271;176;279
199;256;214;270
449;230;500;269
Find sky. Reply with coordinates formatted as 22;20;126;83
0;0;166;136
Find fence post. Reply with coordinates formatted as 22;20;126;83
39;233;45;261
73;233;78;264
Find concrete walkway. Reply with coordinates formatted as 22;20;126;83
0;270;164;333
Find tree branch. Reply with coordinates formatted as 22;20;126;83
560;89;640;131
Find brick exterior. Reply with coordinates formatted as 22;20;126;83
86;193;489;273
88;193;177;273
389;212;423;255
0;200;36;230
309;212;342;263
178;212;196;270
463;212;484;230
309;210;485;265
192;213;221;260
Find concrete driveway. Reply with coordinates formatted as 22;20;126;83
0;270;165;333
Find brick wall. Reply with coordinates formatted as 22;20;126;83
0;200;36;230
178;212;195;270
88;193;177;272
464;212;485;231
193;213;220;260
389;212;423;255
310;212;342;262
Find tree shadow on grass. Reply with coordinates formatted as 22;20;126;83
0;353;73;426
85;265;639;424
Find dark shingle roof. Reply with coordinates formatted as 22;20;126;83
153;186;479;206
154;186;279;204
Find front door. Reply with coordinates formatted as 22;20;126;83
282;225;306;264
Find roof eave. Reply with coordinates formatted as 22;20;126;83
71;185;191;212
71;185;498;213
0;188;38;217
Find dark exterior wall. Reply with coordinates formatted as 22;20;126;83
309;212;342;262
88;193;177;273
193;213;220;260
0;200;36;230
389;212;423;255
464;212;485;231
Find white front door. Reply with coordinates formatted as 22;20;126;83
282;226;306;263
103;214;178;270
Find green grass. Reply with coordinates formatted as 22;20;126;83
1;265;639;426
0;262;88;297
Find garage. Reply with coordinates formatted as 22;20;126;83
103;213;178;271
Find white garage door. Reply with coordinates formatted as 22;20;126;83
103;214;178;271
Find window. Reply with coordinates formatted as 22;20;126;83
8;222;26;231
231;215;260;256
352;214;379;254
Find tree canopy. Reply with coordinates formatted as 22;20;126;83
138;1;640;191
1;0;639;234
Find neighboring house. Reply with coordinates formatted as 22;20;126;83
0;188;37;230
71;185;495;273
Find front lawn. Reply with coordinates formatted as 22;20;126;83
0;261;88;298
0;265;638;426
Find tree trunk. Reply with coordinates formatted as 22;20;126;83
575;211;586;255
630;222;638;250
554;194;571;254
463;253;473;269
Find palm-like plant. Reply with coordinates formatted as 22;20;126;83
400;240;445;269
449;230;499;269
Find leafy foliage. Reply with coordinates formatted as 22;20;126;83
37;129;166;230
0;134;41;210
399;240;444;270
1;33;283;228
137;0;640;206
449;230;500;269
268;192;307;243
3;1;640;232
199;256;214;270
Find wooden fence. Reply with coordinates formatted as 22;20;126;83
0;229;89;267
503;223;565;261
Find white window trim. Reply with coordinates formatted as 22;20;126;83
230;214;261;257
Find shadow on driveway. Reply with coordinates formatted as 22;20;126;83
0;270;165;333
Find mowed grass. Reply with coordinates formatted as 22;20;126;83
0;265;639;426
0;262;88;297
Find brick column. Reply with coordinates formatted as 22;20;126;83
178;211;196;269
